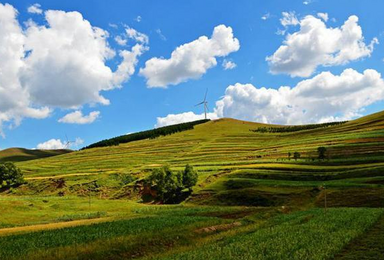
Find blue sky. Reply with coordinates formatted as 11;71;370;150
1;0;384;149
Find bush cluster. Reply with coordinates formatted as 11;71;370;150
0;162;24;189
251;121;347;133
145;165;198;204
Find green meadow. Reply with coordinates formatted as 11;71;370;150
1;110;384;259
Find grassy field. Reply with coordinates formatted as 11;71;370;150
0;197;381;260
1;111;384;259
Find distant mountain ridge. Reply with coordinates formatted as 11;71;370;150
0;148;72;163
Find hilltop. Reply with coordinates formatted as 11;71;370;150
0;148;71;163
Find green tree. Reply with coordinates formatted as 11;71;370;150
317;147;327;160
146;165;198;203
181;164;198;192
0;162;24;189
147;166;181;202
293;152;301;161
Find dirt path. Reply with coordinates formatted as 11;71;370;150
25;172;100;180
333;214;384;259
0;217;114;237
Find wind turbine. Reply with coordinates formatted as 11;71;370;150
64;135;74;149
195;89;209;120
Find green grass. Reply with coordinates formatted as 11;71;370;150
0;215;220;259
334;214;384;259
155;208;384;260
0;199;252;260
1;206;381;260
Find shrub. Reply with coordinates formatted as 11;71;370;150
118;174;135;186
182;164;198;192
317;147;327;160
146;165;198;204
251;121;347;133
0;162;24;189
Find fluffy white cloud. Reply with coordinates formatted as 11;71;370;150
156;112;219;127
0;3;147;135
22;10;147;108
58;111;100;124
36;137;84;150
317;12;329;22
222;59;237;70
140;25;240;88
114;35;127;46
267;15;378;77
0;3;50;136
27;3;42;14
280;11;299;27
125;27;149;44
158;69;384;126
215;69;384;124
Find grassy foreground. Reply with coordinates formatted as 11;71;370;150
0;196;382;260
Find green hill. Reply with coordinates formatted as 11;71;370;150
0;148;72;163
12;110;384;207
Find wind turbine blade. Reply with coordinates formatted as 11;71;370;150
204;88;208;101
195;101;204;106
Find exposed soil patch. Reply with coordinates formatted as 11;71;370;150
195;222;242;234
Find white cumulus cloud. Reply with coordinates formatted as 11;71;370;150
58;111;100;124
27;3;42;14
156;112;219;127
215;69;384;124
222;59;237;70
0;3;147;136
140;25;240;88
280;11;299;27
125;26;149;44
267;15;378;77
114;35;127;46
36;137;84;150
317;12;329;22
158;68;384;126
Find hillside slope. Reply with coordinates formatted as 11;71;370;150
0;148;71;163
14;111;384;206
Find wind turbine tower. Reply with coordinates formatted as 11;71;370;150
195;89;209;120
64;135;74;149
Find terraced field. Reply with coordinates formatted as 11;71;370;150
1;110;384;259
12;111;384;207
